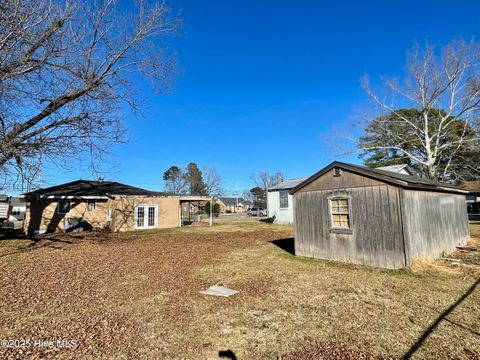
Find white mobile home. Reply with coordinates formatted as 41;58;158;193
267;178;306;224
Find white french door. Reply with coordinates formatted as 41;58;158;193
135;205;158;229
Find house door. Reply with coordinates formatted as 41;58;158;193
135;205;157;229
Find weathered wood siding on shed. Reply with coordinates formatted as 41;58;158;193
293;170;406;269
401;190;469;261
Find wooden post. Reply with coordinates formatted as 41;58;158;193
209;197;213;226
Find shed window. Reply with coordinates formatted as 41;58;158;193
58;201;71;214
330;198;351;229
279;190;289;209
87;200;96;212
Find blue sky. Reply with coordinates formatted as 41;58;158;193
41;0;480;196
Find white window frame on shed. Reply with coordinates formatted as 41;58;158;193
327;194;353;234
134;204;158;229
279;190;289;209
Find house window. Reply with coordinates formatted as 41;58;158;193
87;200;96;212
329;198;351;230
58;201;71;214
279;190;289;209
135;205;157;228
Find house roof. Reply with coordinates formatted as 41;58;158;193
376;164;412;174
219;197;253;206
269;178;308;191
23;180;170;199
290;162;467;195
458;181;480;192
10;197;25;207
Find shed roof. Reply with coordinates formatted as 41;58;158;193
269;178;308;191
24;180;170;199
290;162;467;195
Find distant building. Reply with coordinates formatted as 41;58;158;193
9;197;26;221
217;197;253;213
267;178;307;224
459;181;480;205
375;164;414;175
0;195;9;220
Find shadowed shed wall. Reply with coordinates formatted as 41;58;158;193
402;190;469;261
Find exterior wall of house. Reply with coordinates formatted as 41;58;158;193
215;200;227;213
401;190;469;262
25;196;182;234
267;190;294;224
25;200;110;234
293;169;407;269
110;196;180;232
216;199;250;213
9;205;26;221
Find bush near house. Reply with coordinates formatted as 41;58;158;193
204;201;221;217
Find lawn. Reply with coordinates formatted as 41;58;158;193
0;221;479;359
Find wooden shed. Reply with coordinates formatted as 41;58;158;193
290;162;470;269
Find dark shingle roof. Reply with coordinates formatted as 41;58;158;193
219;197;253;206
24;180;169;199
290;162;467;195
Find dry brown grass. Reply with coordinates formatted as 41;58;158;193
0;222;478;359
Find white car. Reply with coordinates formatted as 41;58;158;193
247;207;267;216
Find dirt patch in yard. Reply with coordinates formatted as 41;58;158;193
0;224;479;359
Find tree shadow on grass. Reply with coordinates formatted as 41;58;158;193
0;235;77;258
270;237;295;255
403;277;480;359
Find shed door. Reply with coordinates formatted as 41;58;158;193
135;205;157;229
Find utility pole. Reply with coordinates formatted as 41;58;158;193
235;178;238;213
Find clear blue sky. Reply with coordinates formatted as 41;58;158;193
41;0;480;196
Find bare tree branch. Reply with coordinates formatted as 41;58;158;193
0;0;181;184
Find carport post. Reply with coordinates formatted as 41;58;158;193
209;197;213;226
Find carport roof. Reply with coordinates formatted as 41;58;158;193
24;180;171;199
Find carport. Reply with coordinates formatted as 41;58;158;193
179;196;210;226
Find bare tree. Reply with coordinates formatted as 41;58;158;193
203;166;223;196
360;39;480;181
0;0;181;184
252;171;285;190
